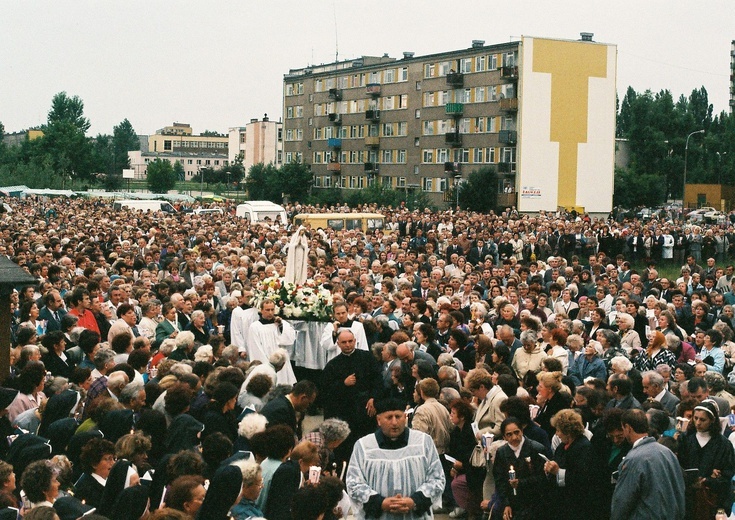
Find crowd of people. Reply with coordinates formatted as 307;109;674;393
2;195;735;520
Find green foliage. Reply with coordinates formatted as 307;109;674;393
457;167;498;212
279;162;314;201
112;119;139;172
309;181;435;211
173;161;185;182
41;92;94;184
245;163;281;201
146;159;177;193
613;168;667;208
200;130;224;137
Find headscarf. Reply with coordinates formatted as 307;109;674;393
196;464;243;520
109;483;150;520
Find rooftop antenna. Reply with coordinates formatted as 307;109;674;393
333;1;339;62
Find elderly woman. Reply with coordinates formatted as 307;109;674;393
304;418;351;470
634;330;677;372
597;328;627;372
678;399;735;519
185;309;211;346
665;333;696;365
543;409;593;520
20;459;61;508
534;371;570;438
569;339;608;387
230;459;265;520
75;438;116;508
166;475;207;517
511;329;546;380
469;302;494;338
616;313;642;354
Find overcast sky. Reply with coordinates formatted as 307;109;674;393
1;0;733;136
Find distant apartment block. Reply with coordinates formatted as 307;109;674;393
228;115;283;173
283;35;617;213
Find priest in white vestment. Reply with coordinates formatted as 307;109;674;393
248;300;297;385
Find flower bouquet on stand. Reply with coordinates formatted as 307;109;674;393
252;276;334;322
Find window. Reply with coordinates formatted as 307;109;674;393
286;84;294;96
349;176;358;189
422;149;434;163
397;150;406;163
440;91;449;105
488;117;497;133
358;177;365;188
454;148;470;163
384;69;395;83
315;79;323;92
501;83;515;99
502;116;515;131
503;52;516;67
296;83;304;94
277;128;283;141
286;107;294;118
414;137;420;147
164;140;172;151
475;55;486;72
489;54;498;70
415;109;421;118
437;148;449;162
460;58;472;73
400;67;408;81
383;123;394;137
422;177;433;191
459;118;470;133
473;148;484;163
286;129;293;141
416;81;421;90
214;160;220;165
423;92;433;107
296;129;303;140
295;106;303;118
486;147;496;163
277;150;282;163
196;159;202;165
502;147;516;163
285;152;293;163
313;176;322;188
489;86;497;102
397;177;406;187
439;178;448;192
475;86;485;103
205;160;211;165
369;71;380;84
424;63;435;78
382;176;392;188
398;94;408;108
308;117;313;126
383;96;394;110
381;149;392;163
423;121;434;136
323;175;332;187
439;61;451;76
187;159;193;165
474;117;485;133
368;124;379;137
397;122;407;136
313;152;322;164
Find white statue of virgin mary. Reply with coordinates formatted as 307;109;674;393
285;226;309;284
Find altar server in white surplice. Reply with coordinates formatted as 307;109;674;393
248;299;296;385
346;398;445;520
230;290;259;356
320;302;369;362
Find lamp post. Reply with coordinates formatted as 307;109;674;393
683;129;705;209
199;166;203;200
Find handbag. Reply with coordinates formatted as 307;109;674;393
470;444;486;468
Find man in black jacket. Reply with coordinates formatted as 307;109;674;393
260;380;317;439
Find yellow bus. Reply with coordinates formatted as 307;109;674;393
292;212;385;233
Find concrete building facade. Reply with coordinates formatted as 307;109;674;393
228;116;283;173
148;123;228;155
127;150;229;181
282;35;616;213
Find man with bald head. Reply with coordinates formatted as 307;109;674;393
322;329;383;458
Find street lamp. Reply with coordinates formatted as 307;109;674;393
683;129;705;209
199;166;203;200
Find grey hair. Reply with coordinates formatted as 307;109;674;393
238;413;268;440
45;376;69;396
93;348;116;370
704;371;727;393
318;418;351;444
470;302;487;317
194;345;213;362
438;365;459;381
191;309;205;321
440;386;460;405
610;355;633;373
231;458;262;487
520;329;538;346
169;362;193;378
119;382;144;404
175;330;195;350
566;334;585;351
268;348;288;370
642;370;664;389
665;333;682;351
384;341;398;356
159;338;176;356
437;353;457;367
616;313;634;328
404;341;418;352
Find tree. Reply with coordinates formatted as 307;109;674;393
457;167;498;212
172;161;185;182
244;163;280;201
279;161;314;202
146;159;177;193
112;119;139;173
41;92;94;185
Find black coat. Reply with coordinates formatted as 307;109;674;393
261;395;299;437
264;459;302;520
74;473;105;509
493;438;551;520
535;391;570;438
548;436;593;520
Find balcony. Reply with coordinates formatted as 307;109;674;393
364;162;379;173
366;109;381;121
497;162;515;173
499;98;518;111
365;136;380;147
446;72;464;87
444;162;461;176
327;138;342;148
366;83;381;96
445;132;462;147
327;162;341;173
501;66;518;79
328;88;342;101
328;113;342;124
498;130;517;145
445;103;464;116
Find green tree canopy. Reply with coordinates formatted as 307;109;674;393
245;163;281;201
41;92;94;185
457;167;498;212
146;159;176;193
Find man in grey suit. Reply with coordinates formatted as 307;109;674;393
641;371;679;416
611;409;684;520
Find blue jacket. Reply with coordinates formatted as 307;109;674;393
569;355;608;386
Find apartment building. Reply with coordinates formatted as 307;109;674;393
148;123;228;155
283;35;617;214
228;116;284;172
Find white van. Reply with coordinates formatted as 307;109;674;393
193;208;224;216
235;201;287;224
112;199;177;214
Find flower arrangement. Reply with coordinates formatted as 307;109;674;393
252;276;334;322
